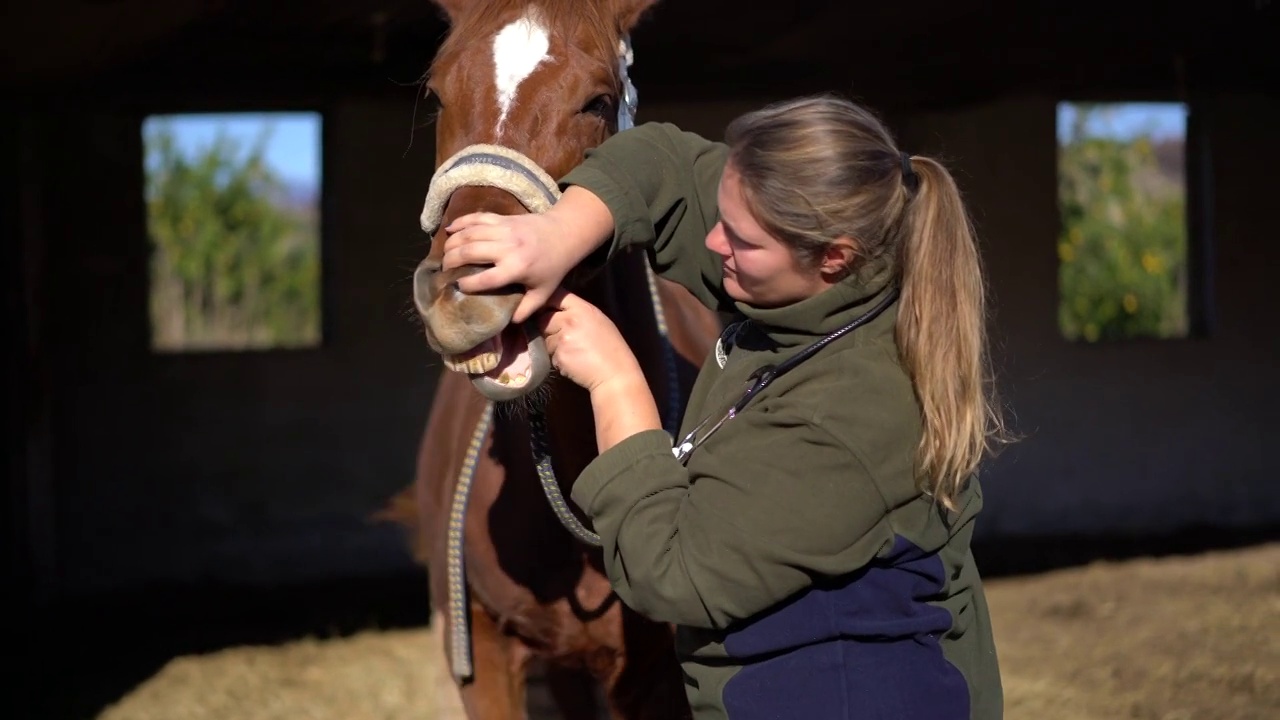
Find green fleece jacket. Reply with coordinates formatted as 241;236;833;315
560;123;1002;720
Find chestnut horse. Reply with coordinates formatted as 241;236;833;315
390;0;721;717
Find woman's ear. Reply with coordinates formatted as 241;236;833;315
819;237;859;277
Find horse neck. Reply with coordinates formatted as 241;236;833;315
574;245;664;355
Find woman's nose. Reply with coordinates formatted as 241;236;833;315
705;222;731;258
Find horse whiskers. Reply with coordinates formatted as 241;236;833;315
401;303;426;328
526;380;555;414
390;266;422;286
492;376;555;420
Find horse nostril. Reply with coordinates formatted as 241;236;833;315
413;261;442;311
415;259;443;291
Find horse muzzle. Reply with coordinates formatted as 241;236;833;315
415;145;563;400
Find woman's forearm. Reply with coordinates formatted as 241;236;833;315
590;372;663;453
550;185;617;270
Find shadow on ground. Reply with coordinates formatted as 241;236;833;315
9;523;1277;720
10;572;432;720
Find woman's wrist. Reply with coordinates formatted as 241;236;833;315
589;368;661;452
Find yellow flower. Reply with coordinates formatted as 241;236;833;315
1123;293;1139;314
1141;252;1163;274
1058;242;1075;262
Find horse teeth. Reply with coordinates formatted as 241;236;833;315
493;368;531;386
463;353;499;374
444;352;499;374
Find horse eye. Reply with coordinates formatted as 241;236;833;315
581;94;616;118
424;86;445;112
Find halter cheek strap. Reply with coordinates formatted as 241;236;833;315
617;35;639;131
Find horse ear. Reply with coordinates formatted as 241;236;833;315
615;0;660;33
429;0;470;24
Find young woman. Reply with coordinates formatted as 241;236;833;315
441;93;1010;719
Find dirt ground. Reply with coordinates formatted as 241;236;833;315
93;543;1278;720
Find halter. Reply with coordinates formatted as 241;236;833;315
421;37;679;684
617;35;638;131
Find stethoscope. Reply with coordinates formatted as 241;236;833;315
672;286;901;465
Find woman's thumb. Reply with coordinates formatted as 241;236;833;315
513;288;551;325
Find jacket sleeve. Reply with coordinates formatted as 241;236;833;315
568;411;896;630
558;122;733;312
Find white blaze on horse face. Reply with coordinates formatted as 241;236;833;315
491;11;551;135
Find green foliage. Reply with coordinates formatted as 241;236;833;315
144;120;321;351
1057;104;1188;342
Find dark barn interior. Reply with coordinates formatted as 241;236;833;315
4;1;1278;718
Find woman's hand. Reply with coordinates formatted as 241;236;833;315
538;289;662;452
442;211;570;324
441;186;617;324
536;289;643;393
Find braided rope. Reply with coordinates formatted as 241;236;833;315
529;410;601;546
444;401;494;682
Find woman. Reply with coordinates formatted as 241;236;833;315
441;94;1010;719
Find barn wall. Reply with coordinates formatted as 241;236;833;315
896;93;1280;537
34;97;443;594
26;87;1280;597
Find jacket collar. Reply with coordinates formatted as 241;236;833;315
733;253;898;350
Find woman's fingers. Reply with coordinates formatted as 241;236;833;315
441;241;492;271
437;214;569;317
517;283;580;324
513;291;546;325
454;265;518;294
529;288;566;327
542;287;572;311
441;225;509;261
444;211;502;233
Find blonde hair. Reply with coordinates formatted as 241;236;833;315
724;94;1012;510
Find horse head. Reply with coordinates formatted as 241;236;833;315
412;0;657;402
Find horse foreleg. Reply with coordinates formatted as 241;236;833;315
601;609;691;720
544;663;604;720
450;601;532;720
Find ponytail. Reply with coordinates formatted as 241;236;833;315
896;156;1009;511
720;94;1012;509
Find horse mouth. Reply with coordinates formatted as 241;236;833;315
442;321;551;400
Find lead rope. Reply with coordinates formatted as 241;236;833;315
444;401;493;682
442;35;680;683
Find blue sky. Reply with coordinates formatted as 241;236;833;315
1057;102;1186;144
143;111;322;189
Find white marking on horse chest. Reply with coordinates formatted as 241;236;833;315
491;11;551;134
